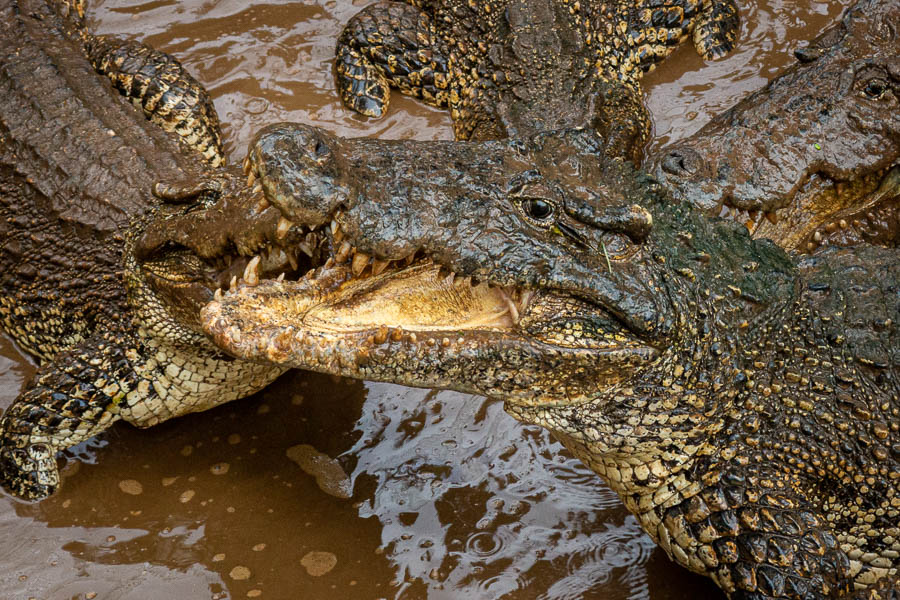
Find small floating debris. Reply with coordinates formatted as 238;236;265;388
301;551;337;576
286;444;352;499
118;479;143;495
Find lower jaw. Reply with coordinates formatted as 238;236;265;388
720;165;899;251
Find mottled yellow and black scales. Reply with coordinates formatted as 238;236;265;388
0;0;279;501
335;0;739;156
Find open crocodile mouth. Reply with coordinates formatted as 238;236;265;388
682;163;899;252
196;159;659;393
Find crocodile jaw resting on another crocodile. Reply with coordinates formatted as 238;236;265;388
198;124;900;598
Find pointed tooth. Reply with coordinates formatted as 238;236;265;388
287;251;298;271
333;225;344;244
499;289;519;322
276;217;292;240
371;258;390;276
244;255;261;286
229;275;238;289
214;288;223;301
247;170;256;186
298;242;314;258
242;155;251;174
352;252;370;276
276;272;285;282
330;220;339;235
336;242;352;263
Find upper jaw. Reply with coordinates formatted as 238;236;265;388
239;124;676;342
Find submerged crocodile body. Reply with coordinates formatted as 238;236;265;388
335;0;739;160
198;124;900;599
0;0;310;500
648;0;899;253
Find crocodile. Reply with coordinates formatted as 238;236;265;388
648;0;899;253
180;123;900;599
334;0;740;160
0;0;316;501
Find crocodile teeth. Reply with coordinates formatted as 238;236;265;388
276;217;292;240
242;156;250;174
332;220;344;243
247;170;256;187
443;271;456;287
287;251;298;271
335;242;352;264
499;288;520;323
371;258;390;276
214;288;223;301
229;275;238;289
244;255;261;286
352;252;370;276
297;241;314;258
276;272;285;282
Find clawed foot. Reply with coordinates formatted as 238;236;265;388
0;442;59;501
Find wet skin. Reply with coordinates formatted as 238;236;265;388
128;1;900;595
647;0;899;253
334;0;740;161
0;0;316;501
182;123;900;599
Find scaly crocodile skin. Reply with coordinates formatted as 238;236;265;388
194;123;900;598
0;0;285;501
335;0;739;159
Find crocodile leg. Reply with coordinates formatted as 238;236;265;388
84;34;226;167
644;464;877;600
692;0;740;60
622;0;740;77
335;1;450;118
0;321;280;501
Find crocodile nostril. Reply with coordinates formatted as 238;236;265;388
312;140;327;158
661;151;687;175
661;148;699;177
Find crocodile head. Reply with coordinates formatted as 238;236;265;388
650;0;900;252
181;124;792;409
129;164;322;345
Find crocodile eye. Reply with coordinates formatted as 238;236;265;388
863;79;887;99
523;198;554;220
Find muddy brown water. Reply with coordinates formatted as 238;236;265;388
0;1;852;598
